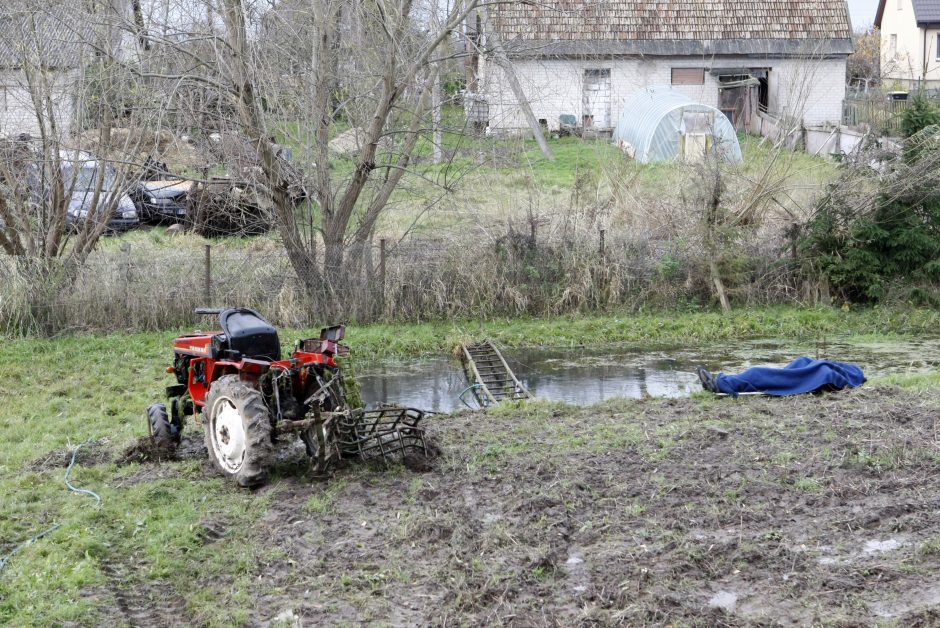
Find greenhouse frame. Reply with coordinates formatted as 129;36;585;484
613;87;743;164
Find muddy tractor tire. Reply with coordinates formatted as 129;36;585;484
147;403;179;447
203;375;273;488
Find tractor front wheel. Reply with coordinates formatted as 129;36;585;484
203;375;273;488
147;403;179;447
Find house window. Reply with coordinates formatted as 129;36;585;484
890;34;897;57
672;68;705;85
936;33;940;60
898;0;902;9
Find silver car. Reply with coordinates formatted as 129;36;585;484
62;152;139;231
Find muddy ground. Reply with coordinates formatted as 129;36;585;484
58;387;940;625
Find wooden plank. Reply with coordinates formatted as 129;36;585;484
486;340;534;400
462;344;498;406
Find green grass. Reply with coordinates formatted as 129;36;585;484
345;305;940;358
262;105;840;240
0;331;277;625
869;370;940;392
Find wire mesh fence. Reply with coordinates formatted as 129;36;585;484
0;228;803;336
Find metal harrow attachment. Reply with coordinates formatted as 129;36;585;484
300;406;431;473
337;407;431;462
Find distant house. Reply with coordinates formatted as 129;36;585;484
0;4;132;138
468;1;853;135
876;0;940;88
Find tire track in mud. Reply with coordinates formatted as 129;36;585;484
100;560;189;627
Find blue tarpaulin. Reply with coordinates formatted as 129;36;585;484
716;357;866;397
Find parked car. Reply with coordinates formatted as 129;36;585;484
131;178;194;223
61;152;139;232
129;157;193;223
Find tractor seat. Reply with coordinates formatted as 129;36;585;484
218;308;280;361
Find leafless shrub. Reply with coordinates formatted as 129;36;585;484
0;217;802;335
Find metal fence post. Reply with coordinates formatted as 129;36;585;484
204;244;212;306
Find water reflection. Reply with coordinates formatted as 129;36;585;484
505;349;699;406
355;337;940;413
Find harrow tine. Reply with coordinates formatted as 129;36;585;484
326;406;430;466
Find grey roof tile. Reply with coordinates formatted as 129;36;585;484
492;1;853;56
913;0;940;24
0;5;97;69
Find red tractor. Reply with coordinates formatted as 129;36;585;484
148;308;429;487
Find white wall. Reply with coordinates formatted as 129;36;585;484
483;56;847;132
767;58;847;126
0;69;78;138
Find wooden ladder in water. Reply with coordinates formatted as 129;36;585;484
461;340;534;406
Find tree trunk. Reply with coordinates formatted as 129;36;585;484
432;74;442;165
480;8;553;160
431;0;442;165
709;259;731;313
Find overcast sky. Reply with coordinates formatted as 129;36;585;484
848;0;879;29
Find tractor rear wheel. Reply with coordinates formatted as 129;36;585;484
203;375;273;488
147;404;178;447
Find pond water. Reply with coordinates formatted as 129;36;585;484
356;337;940;413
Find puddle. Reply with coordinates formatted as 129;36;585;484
863;538;903;554
708;590;738;611
564;550;590;595
356;337;940;412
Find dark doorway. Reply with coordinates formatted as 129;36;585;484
758;76;769;113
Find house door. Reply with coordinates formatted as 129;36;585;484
583;69;611;128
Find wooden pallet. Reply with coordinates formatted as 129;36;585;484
461;340;534;406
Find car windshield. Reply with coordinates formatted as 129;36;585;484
62;164;118;193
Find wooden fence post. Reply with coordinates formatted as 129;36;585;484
599;229;606;257
122;243;132;313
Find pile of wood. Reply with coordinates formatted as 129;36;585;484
186;177;273;238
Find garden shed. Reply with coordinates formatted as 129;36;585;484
613;87;743;164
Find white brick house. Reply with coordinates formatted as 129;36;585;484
0;70;81;138
0;3;133;138
469;1;854;134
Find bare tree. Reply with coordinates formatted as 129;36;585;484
0;2;146;293
847;27;882;93
167;0;477;309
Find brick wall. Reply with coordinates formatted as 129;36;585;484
766;58;846;127
0;69;78;137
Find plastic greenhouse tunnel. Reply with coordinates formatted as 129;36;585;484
613;86;743;164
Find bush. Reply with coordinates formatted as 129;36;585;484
801;145;940;303
901;95;940;139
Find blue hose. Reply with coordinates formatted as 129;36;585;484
63;441;101;507
0;440;101;574
458;383;483;409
